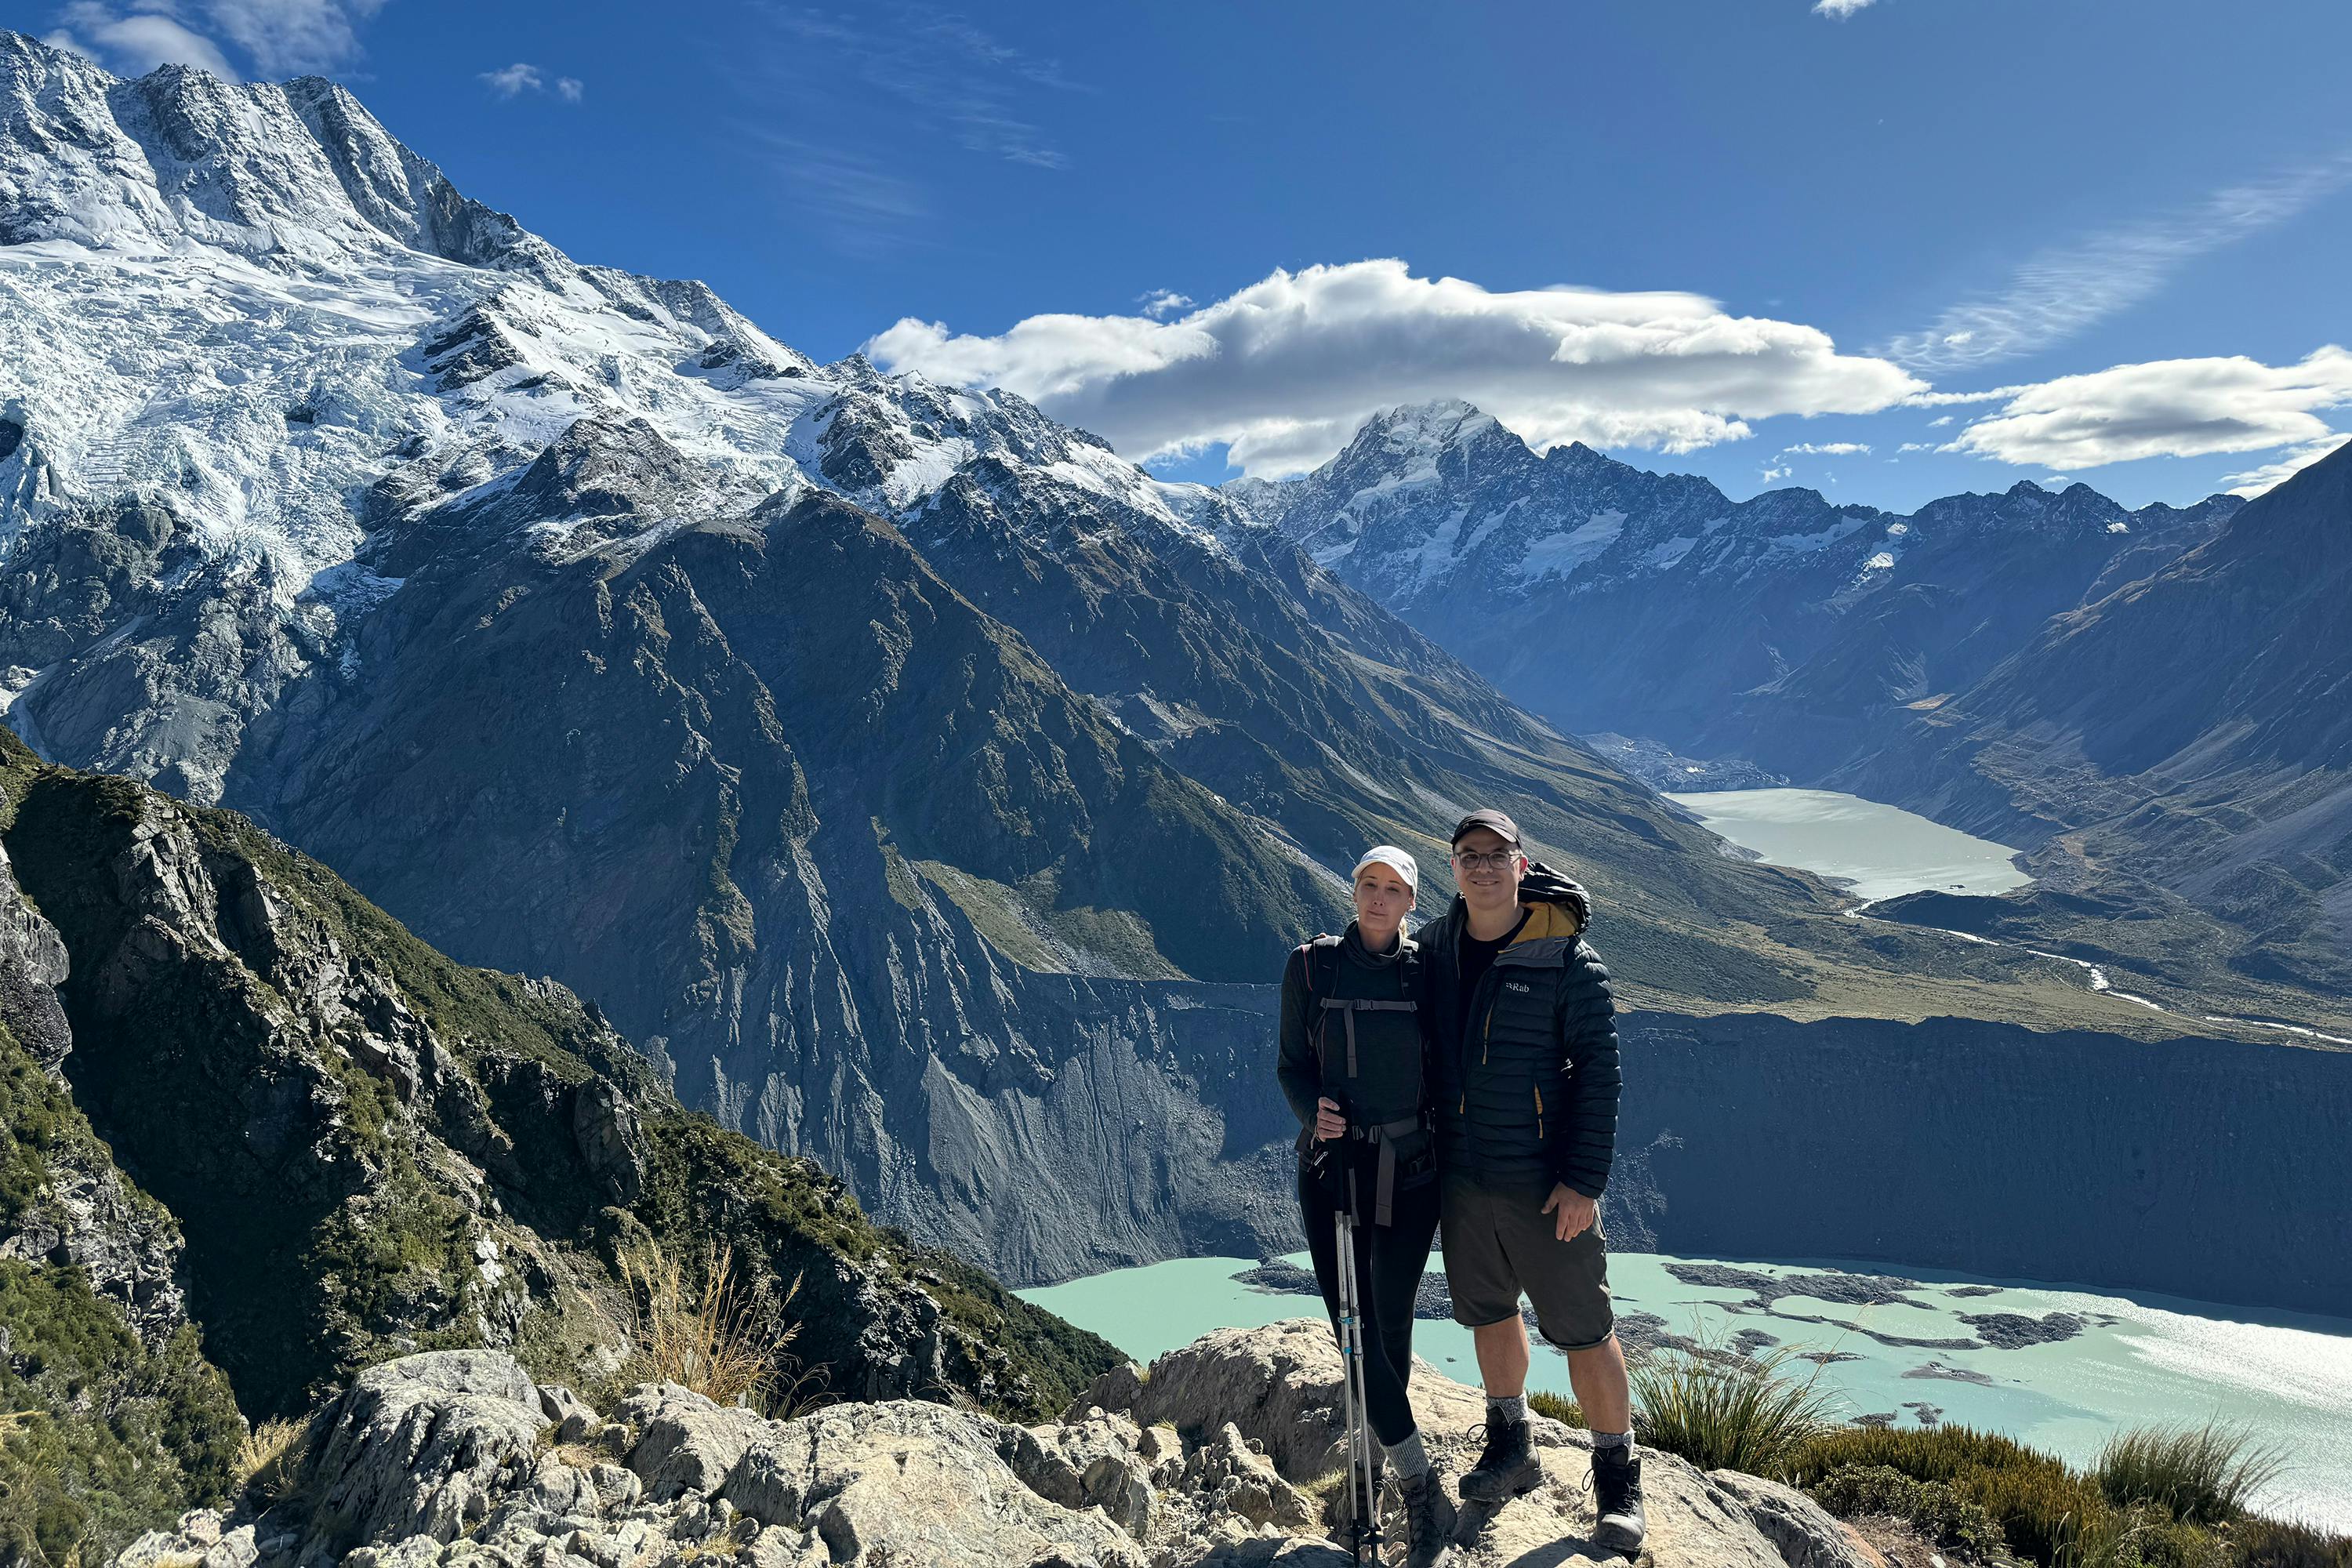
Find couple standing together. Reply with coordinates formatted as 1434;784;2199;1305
1277;810;1641;1566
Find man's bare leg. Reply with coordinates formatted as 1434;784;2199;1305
1564;1334;1632;1432
1472;1316;1530;1397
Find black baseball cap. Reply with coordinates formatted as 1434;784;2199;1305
1450;809;1523;849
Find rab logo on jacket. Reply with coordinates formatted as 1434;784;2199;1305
1504;980;1531;993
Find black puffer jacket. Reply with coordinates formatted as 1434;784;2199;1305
1420;864;1619;1199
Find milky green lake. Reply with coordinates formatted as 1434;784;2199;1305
1661;786;2032;902
1022;1252;2352;1530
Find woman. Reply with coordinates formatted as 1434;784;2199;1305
1276;846;1454;1567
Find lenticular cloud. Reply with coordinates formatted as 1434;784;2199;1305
864;259;1924;476
1951;347;2352;470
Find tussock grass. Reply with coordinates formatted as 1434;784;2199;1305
2096;1424;2285;1526
608;1244;799;1410
232;1417;309;1504
1632;1336;1837;1475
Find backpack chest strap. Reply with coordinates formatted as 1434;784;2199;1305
1318;996;1417;1076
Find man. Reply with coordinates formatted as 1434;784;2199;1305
1420;809;1642;1555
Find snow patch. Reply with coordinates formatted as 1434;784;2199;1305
1520;509;1625;582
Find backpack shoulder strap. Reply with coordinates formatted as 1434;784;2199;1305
1299;935;1341;1073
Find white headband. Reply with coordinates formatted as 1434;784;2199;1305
1351;845;1419;892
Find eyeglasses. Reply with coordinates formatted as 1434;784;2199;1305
1451;848;1520;871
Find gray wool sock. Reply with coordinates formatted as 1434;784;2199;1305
1383;1429;1432;1480
1592;1428;1634;1454
1486;1392;1527;1424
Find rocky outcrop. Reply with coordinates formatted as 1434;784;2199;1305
125;1325;1877;1568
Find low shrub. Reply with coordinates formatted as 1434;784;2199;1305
1527;1391;1584;1428
2075;1501;2230;1568
1791;1424;2103;1565
1806;1461;2010;1561
2096;1424;2285;1526
2228;1516;2352;1568
1632;1338;1837;1475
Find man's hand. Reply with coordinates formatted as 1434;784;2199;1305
1542;1183;1596;1242
1314;1097;1348;1142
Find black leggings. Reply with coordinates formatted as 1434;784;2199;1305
1299;1161;1441;1447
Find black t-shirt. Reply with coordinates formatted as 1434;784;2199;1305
1454;909;1529;1043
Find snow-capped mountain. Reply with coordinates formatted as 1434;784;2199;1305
0;33;1904;1281
1232;398;2238;779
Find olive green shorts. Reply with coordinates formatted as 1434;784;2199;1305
1439;1179;1614;1352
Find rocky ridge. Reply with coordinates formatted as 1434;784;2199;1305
1232;398;2238;786
122;1320;1877;1568
0;727;1118;1560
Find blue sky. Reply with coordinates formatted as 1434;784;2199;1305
27;0;2352;510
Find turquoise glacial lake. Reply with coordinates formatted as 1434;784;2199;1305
1022;1252;2352;1531
1661;786;2032;902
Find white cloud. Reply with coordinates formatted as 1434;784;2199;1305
203;0;382;74
1781;441;1871;456
1928;416;1953;427
480;62;542;96
867;258;1924;476
1137;289;1192;321
1813;0;1876;15
49;0;381;78
1951;347;2352;470
2219;433;2350;497
1898;441;1934;452
1759;465;1794;484
479;62;584;102
1885;154;2352;372
48;3;238;78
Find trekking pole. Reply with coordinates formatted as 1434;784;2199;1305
1334;1170;1382;1563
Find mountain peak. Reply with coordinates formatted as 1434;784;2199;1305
1355;397;1502;452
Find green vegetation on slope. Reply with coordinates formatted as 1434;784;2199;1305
0;1012;243;1567
1624;1335;2348;1568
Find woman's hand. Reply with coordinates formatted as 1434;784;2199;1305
1314;1097;1348;1141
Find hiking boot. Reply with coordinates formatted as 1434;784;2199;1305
1457;1416;1541;1503
1591;1445;1646;1557
1399;1468;1457;1567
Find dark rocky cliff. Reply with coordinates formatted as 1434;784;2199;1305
1615;1009;2352;1316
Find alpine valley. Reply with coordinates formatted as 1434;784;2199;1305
0;24;2347;1410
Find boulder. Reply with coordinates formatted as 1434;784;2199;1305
293;1350;546;1564
784;1400;1148;1567
619;1381;773;1501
